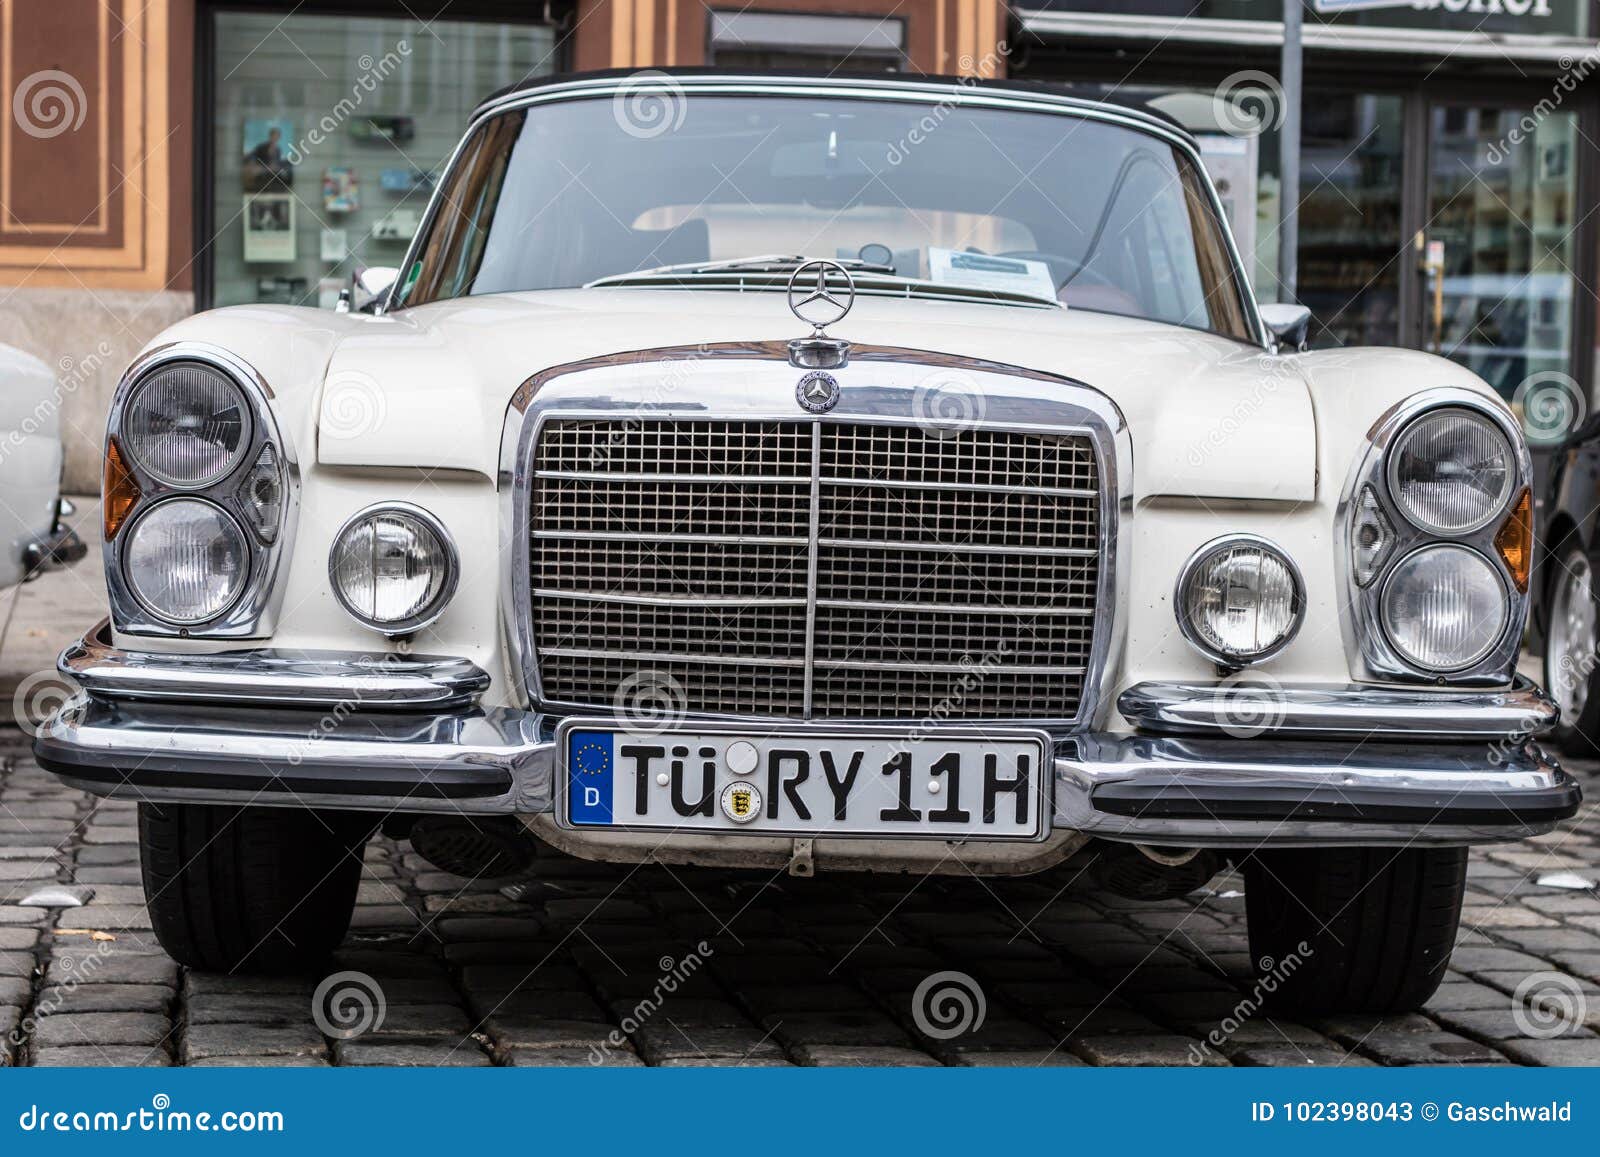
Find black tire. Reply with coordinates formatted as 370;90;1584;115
139;803;374;973
1243;846;1467;1014
1543;543;1600;753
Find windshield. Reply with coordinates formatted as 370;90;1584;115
398;91;1254;341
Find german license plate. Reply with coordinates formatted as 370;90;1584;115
560;724;1050;840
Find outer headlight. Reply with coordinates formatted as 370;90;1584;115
1380;544;1507;671
329;504;458;636
1388;407;1514;534
121;362;250;487
1176;536;1305;665
122;499;249;623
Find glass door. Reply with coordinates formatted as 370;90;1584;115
1417;101;1578;401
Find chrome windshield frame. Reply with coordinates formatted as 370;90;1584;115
385;74;1268;349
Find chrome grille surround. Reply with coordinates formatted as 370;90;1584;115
501;348;1129;731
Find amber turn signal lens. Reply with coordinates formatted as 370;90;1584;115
1495;487;1532;593
103;437;141;541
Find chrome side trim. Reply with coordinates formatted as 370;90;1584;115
104;341;301;639
1335;388;1533;685
1117;676;1559;739
61;619;490;710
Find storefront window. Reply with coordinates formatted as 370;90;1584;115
1022;0;1591;40
211;11;556;308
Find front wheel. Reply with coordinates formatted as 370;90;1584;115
139;802;373;973
1243;846;1466;1014
1545;544;1600;752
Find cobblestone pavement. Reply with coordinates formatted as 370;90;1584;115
1;721;1597;1068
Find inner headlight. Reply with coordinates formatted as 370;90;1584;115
329;505;458;635
123;499;249;623
1388;408;1513;535
121;362;250;487
1380;544;1507;671
1176;536;1305;665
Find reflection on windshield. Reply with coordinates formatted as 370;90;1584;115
401;92;1252;341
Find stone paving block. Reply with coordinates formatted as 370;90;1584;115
1427;981;1521;1012
483;1017;618;1052
1074;1034;1228;1066
182;1024;328;1062
763;1010;913;1048
1431;1007;1595;1042
185;992;316;1025
360;1004;473;1038
29;1045;171;1067
793;1044;940;1066
503;1045;644;1066
45;952;176;988
949;1049;1086;1066
334;1040;491;1066
31;1011;171;1049
1356;1032;1507;1065
0;977;29;1006
0;950;35;978
190;1056;331;1067
1231;1045;1376;1067
632;1022;787;1064
1498;1037;1600;1065
36;983;171;1014
655;1056;794;1067
181;972;312;998
0;927;37;950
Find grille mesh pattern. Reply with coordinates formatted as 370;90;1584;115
528;417;1102;720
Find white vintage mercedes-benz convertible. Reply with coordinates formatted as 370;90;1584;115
35;73;1579;1011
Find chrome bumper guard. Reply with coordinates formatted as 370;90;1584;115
34;631;1582;847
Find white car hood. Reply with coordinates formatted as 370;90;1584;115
317;289;1315;502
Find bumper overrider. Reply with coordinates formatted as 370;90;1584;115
33;620;1582;849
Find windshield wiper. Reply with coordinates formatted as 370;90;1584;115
587;253;896;287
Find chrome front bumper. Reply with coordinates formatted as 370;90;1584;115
35;623;1582;849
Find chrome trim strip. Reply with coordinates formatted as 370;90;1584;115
60;619;490;710
815;537;1098;557
1117;676;1559;739
37;695;1574;845
530;529;810;546
803;421;823;718
104;341;301;639
1335;389;1533;685
534;589;808;608
391;75;1268;348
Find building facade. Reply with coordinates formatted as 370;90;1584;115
0;0;1594;488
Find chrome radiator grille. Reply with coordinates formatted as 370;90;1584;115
528;417;1102;721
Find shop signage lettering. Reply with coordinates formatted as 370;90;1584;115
1314;0;1551;15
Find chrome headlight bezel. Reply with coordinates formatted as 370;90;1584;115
1336;388;1530;685
1174;533;1307;668
328;502;460;638
103;343;299;637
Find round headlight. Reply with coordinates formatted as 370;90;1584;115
1388;408;1513;534
122;362;250;487
123;499;249;624
329;505;458;635
1176;536;1305;665
1380;544;1507;671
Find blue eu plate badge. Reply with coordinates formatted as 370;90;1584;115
567;731;615;824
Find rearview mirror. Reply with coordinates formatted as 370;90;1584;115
1260;303;1312;353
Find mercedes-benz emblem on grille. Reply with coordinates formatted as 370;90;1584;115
796;370;840;413
787;260;856;332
